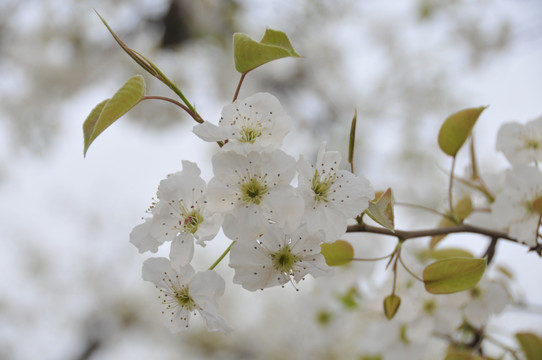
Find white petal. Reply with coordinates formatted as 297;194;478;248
264;185;304;234
192;121;231;142
222;208;268;242
198;308;233;333
142;257;176;287
195;211;224;245
129;218;163;253
169;234;195;268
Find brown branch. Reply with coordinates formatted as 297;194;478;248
346;223;535;250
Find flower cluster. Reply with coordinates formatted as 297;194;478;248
491;116;542;247
130;92;374;332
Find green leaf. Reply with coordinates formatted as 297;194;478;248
320;240;354;266
383;294;401;320
516;332;542;360
438;106;487;157
233;28;301;74
82;99;109;153
366;188;395;232
83;75;146;156
454;196;473;223
423;257;486;294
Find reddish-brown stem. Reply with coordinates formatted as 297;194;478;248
140;96;203;123
232;73;247;102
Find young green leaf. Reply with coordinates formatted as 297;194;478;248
429;217;455;249
320;240;354;266
383;294;401;320
365;188;395;232
233;28;301;74
516;332;542;360
348;110;357;172
453;196;473;223
430;197;472;249
438;106;487;157
83;75;146;156
423;257;486;294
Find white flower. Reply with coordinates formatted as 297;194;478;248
496;115;542;166
142;257;232;333
206;150;304;241
297;143;374;241
463;280;508;328
193;92;290;153
229;226;332;291
490;165;542;246
130;161;223;266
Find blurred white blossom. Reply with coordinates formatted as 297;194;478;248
142;257;232;333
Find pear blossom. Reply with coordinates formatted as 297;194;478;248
297;143;374;241
206;150;304;241
229;226;332;291
142;257;232;333
462;280;509;328
490;165;542;246
193;92;290;153
130;161;223;266
496;115;542;165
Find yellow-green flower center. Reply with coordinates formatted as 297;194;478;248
526;140;539;150
239;125;263;144
311;170;335;202
241;177;268;205
270;245;299;274
173;287;195;311
183;210;203;234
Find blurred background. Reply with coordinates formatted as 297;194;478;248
0;0;541;359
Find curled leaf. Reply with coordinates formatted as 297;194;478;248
348;110;357;171
233;28;301;74
365;188;395;232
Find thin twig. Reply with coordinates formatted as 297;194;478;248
232;73;247;102
398;254;424;282
140;96;202;123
